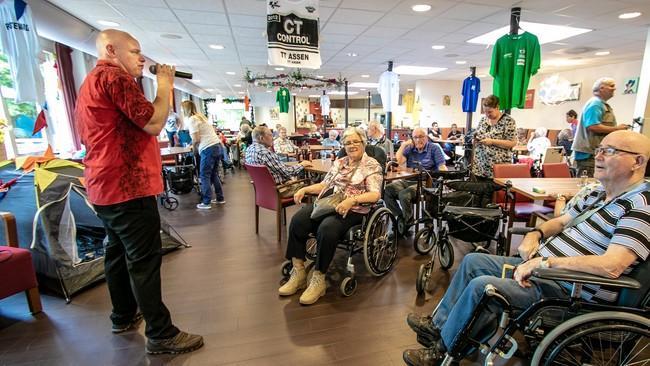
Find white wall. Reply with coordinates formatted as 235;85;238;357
415;60;643;130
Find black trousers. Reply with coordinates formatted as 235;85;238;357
286;204;364;273
94;196;178;340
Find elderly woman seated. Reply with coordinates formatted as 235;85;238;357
280;127;383;305
320;130;341;158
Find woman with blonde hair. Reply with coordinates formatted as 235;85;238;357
181;100;225;209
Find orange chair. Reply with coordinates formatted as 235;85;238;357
0;212;42;314
542;163;572;178
245;164;307;242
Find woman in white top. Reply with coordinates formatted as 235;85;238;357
181;100;225;209
527;127;551;160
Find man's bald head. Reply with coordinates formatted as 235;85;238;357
603;130;650;159
95;29;145;78
596;130;650;184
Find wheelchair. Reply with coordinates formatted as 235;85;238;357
426;258;650;366
280;202;398;297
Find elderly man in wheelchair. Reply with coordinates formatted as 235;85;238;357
403;130;650;366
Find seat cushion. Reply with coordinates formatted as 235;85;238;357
514;203;554;219
0;246;38;299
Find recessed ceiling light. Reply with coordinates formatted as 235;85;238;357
266;90;272;93
160;34;183;40
349;82;379;88
206;88;215;91
238;91;245;94
407;88;413;91
360;88;367;91
393;65;447;75
477;74;487;78
98;20;120;27
618;12;641;19
346;52;358;57
361;74;370;78
234;84;242;87
292;93;297;96
226;71;236;75
275;67;285;71
455;60;467;65
316;75;324;78
595;51;610;56
431;45;445;50
467;21;591;45
209;44;224;50
193;79;201;83
308;95;320;98
412;4;432;12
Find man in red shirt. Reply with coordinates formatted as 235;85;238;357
75;29;203;354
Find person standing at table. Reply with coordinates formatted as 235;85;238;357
164;108;180;147
565;109;578;138
182;100;226;209
75;29;203;354
572;77;629;176
471;95;517;181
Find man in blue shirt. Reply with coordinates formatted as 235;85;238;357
385;127;447;235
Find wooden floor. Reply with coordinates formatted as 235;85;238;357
0;170;522;366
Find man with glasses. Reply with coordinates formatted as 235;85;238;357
572;77;630;176
403;130;650;366
385;127;447;236
245;126;312;184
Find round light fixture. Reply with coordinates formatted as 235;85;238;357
209;44;224;50
316;75;324;78
455;60;467;65
275;67;285;71
618;12;641;19
431;45;445;50
226;71;236;75
234;84;242;87
595;51;610;56
412;4;432;12
361;74;370;78
98;20;120;27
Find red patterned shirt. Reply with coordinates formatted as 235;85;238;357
75;60;162;205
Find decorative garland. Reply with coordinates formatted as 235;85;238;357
245;69;346;90
204;98;244;104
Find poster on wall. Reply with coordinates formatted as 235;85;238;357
267;0;321;69
524;89;535;109
566;83;581;101
623;77;639;94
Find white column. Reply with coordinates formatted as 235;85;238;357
633;27;650;137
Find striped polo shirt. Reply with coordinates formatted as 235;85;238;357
538;181;650;303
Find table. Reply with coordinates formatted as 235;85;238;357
513;145;528;154
291;160;419;182
493;177;596;205
299;145;332;152
160;146;192;159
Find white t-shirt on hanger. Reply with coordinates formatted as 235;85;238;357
320;94;330;115
378;71;399;112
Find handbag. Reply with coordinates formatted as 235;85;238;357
310;163;359;220
278;180;306;198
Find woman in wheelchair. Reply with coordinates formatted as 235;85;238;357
280;127;383;305
403;130;650;366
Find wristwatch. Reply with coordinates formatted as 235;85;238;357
530;228;545;241
539;257;550;269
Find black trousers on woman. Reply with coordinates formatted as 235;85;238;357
286;204;364;273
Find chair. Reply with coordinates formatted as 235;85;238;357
542;162;572;178
0;212;42;314
245;164;305;243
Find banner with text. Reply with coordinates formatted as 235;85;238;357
267;0;320;69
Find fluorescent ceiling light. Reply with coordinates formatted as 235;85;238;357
193;79;201;83
455;60;467;65
349;82;379;88
346;52;358;57
316;75;324;78
266;90;272;93
226;71;236;75
477;74;487;78
209;44;224;50
361;74;370;78
234;84;242;87
595;51;610;56
275;67;285;70
328;91;359;95
238;91;245;94
206;88;215;91
308;95;320;98
412;4;432;12
407;88;413;91
393;65;447;75
360;88;367;91
466;21;592;45
98;20;120;27
431;45;445;50
619;12;641;19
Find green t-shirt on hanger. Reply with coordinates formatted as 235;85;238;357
276;87;291;113
490;31;540;110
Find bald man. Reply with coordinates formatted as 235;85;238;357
75;29;203;354
403;130;650;365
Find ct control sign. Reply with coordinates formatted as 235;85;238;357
267;0;321;69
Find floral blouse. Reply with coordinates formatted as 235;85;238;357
471;114;517;178
321;153;383;213
273;137;297;154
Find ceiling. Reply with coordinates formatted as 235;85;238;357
46;0;650;99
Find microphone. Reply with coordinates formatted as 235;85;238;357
148;65;193;79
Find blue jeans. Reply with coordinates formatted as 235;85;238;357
432;253;568;352
199;144;224;204
166;130;177;147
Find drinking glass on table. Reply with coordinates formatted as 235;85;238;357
579;170;589;187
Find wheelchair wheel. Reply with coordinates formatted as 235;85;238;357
340;277;357;297
161;197;178;211
363;207;398;277
416;262;431;295
305;237;317;261
413;228;436;255
280;260;292;278
531;311;650;366
438;238;454;270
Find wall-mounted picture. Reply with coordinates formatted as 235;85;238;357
270;108;279;120
524;89;535;109
442;95;451;106
566;83;581;101
623;77;639;94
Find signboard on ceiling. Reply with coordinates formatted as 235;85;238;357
267;0;321;69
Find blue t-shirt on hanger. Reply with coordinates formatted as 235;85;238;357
461;76;481;112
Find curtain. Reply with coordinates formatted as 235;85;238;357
54;42;81;150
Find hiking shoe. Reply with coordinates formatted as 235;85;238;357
279;266;307;296
402;345;446;366
146;331;204;355
407;313;441;347
211;199;226;204
196;203;212;210
299;271;326;305
112;312;143;334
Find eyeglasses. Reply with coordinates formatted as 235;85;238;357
594;146;640;156
343;140;363;147
412;135;427;140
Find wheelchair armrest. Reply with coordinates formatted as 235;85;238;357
532;268;641;289
276;178;310;189
509;227;534;235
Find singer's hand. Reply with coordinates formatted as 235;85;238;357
155;64;175;87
